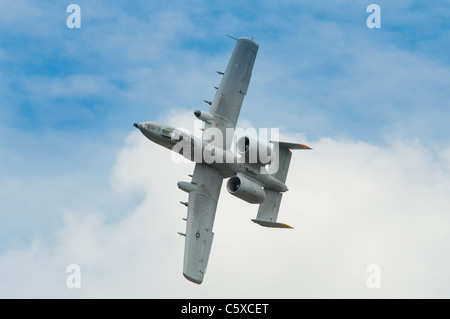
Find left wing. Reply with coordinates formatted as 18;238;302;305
177;163;223;284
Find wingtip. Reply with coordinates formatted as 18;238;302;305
299;144;313;150
183;272;203;285
252;219;294;229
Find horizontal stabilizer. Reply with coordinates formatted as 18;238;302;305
251;219;293;229
271;141;312;150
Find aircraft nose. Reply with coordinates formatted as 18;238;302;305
133;122;142;129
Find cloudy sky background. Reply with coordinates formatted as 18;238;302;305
1;0;450;298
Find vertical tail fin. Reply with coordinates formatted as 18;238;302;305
270;141;312;183
251;141;311;229
252;189;293;228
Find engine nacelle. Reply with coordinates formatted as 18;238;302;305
236;135;272;166
226;174;266;204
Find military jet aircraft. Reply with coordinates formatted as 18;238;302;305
133;37;311;284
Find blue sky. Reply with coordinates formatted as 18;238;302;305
1;0;450;297
2;1;450;140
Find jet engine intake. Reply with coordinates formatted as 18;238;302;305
236;135;272;166
226;174;266;204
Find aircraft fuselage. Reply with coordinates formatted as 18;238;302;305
133;121;288;193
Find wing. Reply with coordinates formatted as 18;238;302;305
204;37;258;147
178;163;223;284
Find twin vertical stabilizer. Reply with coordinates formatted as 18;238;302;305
252;142;312;229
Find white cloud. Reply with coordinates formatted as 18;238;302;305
1;111;449;298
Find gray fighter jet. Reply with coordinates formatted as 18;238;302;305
133;37;311;284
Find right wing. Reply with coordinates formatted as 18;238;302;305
178;163;223;284
204;37;259;148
